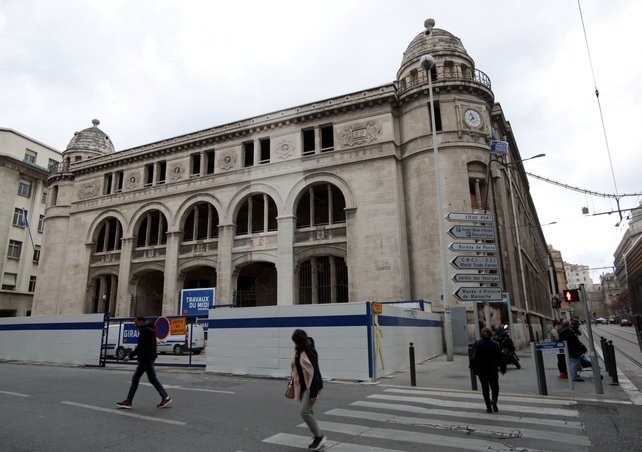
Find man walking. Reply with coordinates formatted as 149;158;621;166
117;317;172;409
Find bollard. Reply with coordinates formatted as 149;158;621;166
409;342;416;387
600;336;611;377
468;343;478;391
608;341;619;385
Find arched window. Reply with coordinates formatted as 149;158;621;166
136;210;168;247
95;217;123;252
235;194;278;236
296;183;346;229
183;202;219;241
298;256;349;304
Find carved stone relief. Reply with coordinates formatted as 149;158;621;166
219;152;237;171
168;164;185;181
78;183;99;200
125;175;139;190
340;121;381;147
275;139;294;159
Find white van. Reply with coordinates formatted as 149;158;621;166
156;323;205;355
104;323;138;360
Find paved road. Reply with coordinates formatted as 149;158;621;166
1;361;641;451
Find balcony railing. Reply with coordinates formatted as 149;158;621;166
397;67;491;96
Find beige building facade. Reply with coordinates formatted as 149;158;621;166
0;128;61;316
33;20;553;340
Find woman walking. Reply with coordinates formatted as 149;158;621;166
470;327;506;413
291;329;326;450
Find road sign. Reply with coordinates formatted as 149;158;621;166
454;287;503;301
170;317;186;335
449;242;497;252
453;273;501;283
154;316;170;340
535;341;566;354
449;225;495;240
446;212;494;223
451;255;499;269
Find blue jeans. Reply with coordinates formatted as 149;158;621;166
127;360;168;402
569;356;581;380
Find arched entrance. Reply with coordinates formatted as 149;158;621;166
131;270;164;316
234;262;277;307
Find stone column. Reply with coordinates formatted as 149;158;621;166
162;231;182;315
115;237;134;317
277;215;295;306
217;224;236;305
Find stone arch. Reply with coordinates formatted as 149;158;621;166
225;183;283;224
286;172;356;217
84;209;128;244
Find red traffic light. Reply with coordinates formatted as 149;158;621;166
562;289;580;302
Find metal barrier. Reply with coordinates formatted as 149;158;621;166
599;335;619;385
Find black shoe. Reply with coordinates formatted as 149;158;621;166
116;400;132;409
572;378;585;382
492;402;498;412
157;396;172;408
308;435;326;450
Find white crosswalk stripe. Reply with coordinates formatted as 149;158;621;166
262;387;591;451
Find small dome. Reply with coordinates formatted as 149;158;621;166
399;19;472;74
65;119;115;154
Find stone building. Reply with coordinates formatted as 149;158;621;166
33;20;553;343
0;128;61;316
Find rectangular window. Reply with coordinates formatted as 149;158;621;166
38;215;45;233
243;142;254;167
145;163;154;186
191;153;201;176
24;149;37;164
12;208;24;227
48;158;59;172
18;180;32;198
158;161;167;184
429;100;443;132
259;138;270;164
33;245;41;263
8;240;22;259
104;174;113;195
41;191;47;203
28;276;37;293
115;171;124;193
320;125;334;151
2;273;17;291
206;151;215;174
302;129;315;155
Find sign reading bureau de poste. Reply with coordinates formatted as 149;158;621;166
449;225;495;240
455;287;503;301
446;212;494;223
449;242;497;252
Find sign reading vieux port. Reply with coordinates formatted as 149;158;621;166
446;212;493;223
455;287;503;301
449;225;495;240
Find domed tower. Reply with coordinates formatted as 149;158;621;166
33;119;114;315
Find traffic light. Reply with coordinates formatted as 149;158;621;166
562;289;580;302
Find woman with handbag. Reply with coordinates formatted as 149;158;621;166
290;329;326;450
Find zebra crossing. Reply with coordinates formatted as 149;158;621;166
263;387;591;451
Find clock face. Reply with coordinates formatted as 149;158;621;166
464;109;482;128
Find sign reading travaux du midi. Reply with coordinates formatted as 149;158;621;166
181;287;215;316
446;212;494;223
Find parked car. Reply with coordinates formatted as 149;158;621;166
596;317;608;324
620;318;632;327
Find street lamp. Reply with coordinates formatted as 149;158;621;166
503;152;545;343
421;54;454;361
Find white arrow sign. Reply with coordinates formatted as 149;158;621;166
453;273;501;283
455;287;503;301
450;242;497;252
451;255;499;269
449;225;495;240
446;212;494;223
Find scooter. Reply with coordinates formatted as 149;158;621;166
493;324;521;369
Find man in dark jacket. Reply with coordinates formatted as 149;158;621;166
470;327;507;413
559;320;587;382
116;317;172;409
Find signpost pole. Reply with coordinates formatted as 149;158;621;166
579;284;603;394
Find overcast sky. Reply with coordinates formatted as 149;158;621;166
2;0;640;283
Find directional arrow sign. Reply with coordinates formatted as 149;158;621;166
454;287;503;301
449;225;495;240
451;255;499;270
446;212;493;223
449;242;497;252
453;273;501;283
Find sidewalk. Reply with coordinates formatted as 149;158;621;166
380;342;636;404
